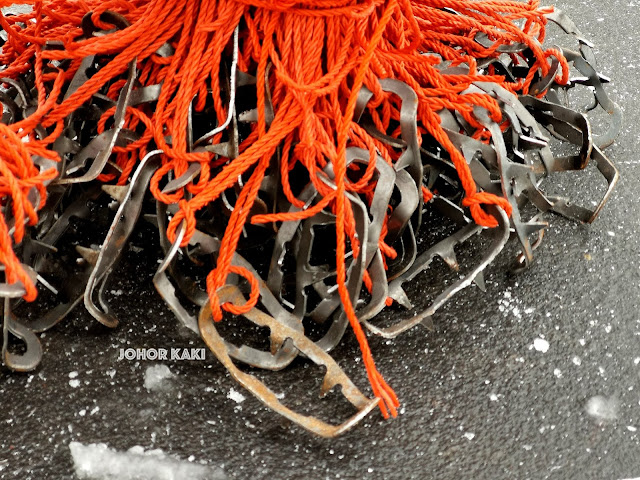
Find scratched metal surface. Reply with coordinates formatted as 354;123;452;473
1;1;640;479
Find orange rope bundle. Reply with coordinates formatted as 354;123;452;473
0;0;580;420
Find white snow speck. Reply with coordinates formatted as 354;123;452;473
463;432;475;441
497;289;530;320
585;395;619;422
143;365;174;391
79;409;87;417
69;442;225;480
227;388;245;404
533;338;549;353
572;356;582;366
553;369;562;378
607;231;615;236
69;379;81;388
69;371;79;379
627;426;637;432
634;358;640;365
489;393;498;402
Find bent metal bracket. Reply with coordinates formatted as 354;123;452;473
0;6;620;437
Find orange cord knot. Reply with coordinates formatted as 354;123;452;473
150;163;185;205
462;192;512;228
545;47;570;86
206;264;261;322
167;199;197;248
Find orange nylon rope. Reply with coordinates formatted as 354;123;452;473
0;0;568;417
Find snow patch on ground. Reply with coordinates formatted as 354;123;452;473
497;288;537;321
143;365;174;391
227;388;246;404
585;395;619;422
533;338;550;353
69;442;225;480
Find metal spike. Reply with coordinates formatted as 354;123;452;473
238;108;258;123
236;69;256;87
205;142;233;157
389;287;413;309
420;317;435;331
101;184;128;203
473;271;486;292
75;246;99;266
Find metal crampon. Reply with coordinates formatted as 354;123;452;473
0;4;619;437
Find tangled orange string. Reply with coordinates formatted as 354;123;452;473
0;0;569;416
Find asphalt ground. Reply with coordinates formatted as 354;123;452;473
1;1;640;479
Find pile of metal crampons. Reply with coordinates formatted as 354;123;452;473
0;8;619;437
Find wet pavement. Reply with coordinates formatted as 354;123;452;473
1;1;640;479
